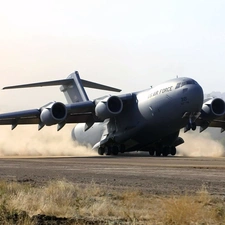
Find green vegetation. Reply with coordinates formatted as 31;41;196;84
0;180;224;224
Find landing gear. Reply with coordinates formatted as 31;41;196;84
148;146;177;156
183;112;200;132
97;144;122;156
162;147;169;157
111;146;119;155
170;146;176;156
191;123;196;131
149;149;155;156
98;147;104;155
156;149;161;157
105;146;111;155
185;122;196;132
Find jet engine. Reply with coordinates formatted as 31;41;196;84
95;96;123;120
40;102;67;126
201;98;225;120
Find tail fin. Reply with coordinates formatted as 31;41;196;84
3;71;121;103
60;71;89;103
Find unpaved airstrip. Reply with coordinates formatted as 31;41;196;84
0;155;224;195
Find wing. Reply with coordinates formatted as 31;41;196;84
0;109;40;126
209;116;225;128
0;94;134;131
0;71;124;130
0;101;97;130
196;115;225;132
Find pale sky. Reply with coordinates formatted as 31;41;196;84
1;0;225;111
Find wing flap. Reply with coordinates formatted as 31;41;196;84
0;109;40;119
65;113;97;123
67;101;95;113
0;118;40;125
0;109;41;127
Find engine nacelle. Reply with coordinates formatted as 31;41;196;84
40;102;67;126
95;96;123;120
201;98;225;121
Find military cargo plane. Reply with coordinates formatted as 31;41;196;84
0;71;224;156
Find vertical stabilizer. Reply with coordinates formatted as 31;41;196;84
60;71;89;103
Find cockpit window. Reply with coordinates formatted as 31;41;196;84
186;80;194;84
176;79;197;89
175;83;181;89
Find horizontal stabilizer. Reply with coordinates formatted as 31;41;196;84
81;80;121;92
3;79;73;90
3;74;121;92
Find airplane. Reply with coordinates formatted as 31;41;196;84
0;71;225;157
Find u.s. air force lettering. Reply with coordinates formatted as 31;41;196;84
148;86;173;98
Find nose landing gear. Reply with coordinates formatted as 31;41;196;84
184;122;196;132
183;112;200;133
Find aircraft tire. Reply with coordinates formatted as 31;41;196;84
105;146;111;155
149;150;155;156
112;146;119;155
120;144;125;153
191;123;197;131
185;123;191;132
98;147;104;155
156;149;161;157
162;147;169;157
171;147;176;156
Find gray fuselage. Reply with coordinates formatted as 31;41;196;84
72;77;204;152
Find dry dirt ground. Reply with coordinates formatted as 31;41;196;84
0;155;225;195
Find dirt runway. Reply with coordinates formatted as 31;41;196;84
0;155;224;195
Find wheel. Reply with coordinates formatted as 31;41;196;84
186;123;191;131
98;147;104;155
156;149;161;157
162;147;169;157
112;146;119;155
170;147;176;156
149;149;155;156
105;146;111;155
191;123;196;131
120;144;125;153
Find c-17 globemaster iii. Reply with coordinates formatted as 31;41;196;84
0;71;224;156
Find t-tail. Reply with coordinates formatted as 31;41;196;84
3;71;121;103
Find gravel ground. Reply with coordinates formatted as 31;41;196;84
0;155;224;195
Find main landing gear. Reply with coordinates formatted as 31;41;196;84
98;144;125;156
149;146;177;157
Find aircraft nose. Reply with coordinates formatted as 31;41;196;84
187;83;204;110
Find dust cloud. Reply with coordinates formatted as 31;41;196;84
1;123;224;158
0;125;97;157
178;131;225;157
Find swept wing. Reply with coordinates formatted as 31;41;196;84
0;71;124;130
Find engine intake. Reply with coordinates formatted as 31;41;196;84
40;102;67;126
201;98;225;120
95;96;123;119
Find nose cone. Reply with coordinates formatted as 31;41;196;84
187;83;204;111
